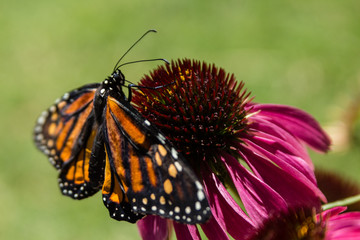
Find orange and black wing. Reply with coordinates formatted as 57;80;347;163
101;144;144;223
101;96;211;224
34;84;105;199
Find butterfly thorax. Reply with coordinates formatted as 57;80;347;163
94;69;127;124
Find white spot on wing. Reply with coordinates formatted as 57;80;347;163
37;115;46;125
144;120;151;126
171;148;178;159
63;92;70;100
157;133;166;144
36;134;44;141
34;126;42;133
49;105;56;113
195;201;201;210
174;161;183;172
174;206;180;213
197;190;205;201
195;181;203;190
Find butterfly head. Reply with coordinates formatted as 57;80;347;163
111;69;126;86
97;70;126;98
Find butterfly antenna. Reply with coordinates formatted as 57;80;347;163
117;58;170;69
113;29;157;72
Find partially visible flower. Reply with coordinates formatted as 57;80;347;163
132;59;331;239
316;169;360;212
321;207;360;239
246;206;360;240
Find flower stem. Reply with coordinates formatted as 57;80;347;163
322;194;360;210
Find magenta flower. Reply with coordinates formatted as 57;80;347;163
321;207;360;239
245;205;360;240
132;59;331;239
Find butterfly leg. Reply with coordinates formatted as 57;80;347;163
126;82;175;102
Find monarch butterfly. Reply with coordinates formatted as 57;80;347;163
33;30;211;224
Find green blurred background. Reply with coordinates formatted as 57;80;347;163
1;0;360;239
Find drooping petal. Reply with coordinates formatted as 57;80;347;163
221;153;287;226
240;128;316;183
248;104;331;152
246;115;313;166
320;206;347;220
137;215;170;240
238;144;325;208
201;167;255;239
240;128;317;183
326;212;360;239
320;207;360;240
173;222;202;240
239;131;326;203
200;216;230;240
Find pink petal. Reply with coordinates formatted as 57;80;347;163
221;152;287;226
173;222;202;240
239;140;326;205
320;206;347;220
246;115;313;166
200;216;230;240
248;104;331;152
325;209;360;240
201;167;255;239
137;215;170;240
239;126;317;182
326;231;360;240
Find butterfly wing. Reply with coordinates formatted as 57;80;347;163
34;84;105;199
101;96;211;224
102;141;145;223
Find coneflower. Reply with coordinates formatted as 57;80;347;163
132;59;331;239
245;206;360;240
